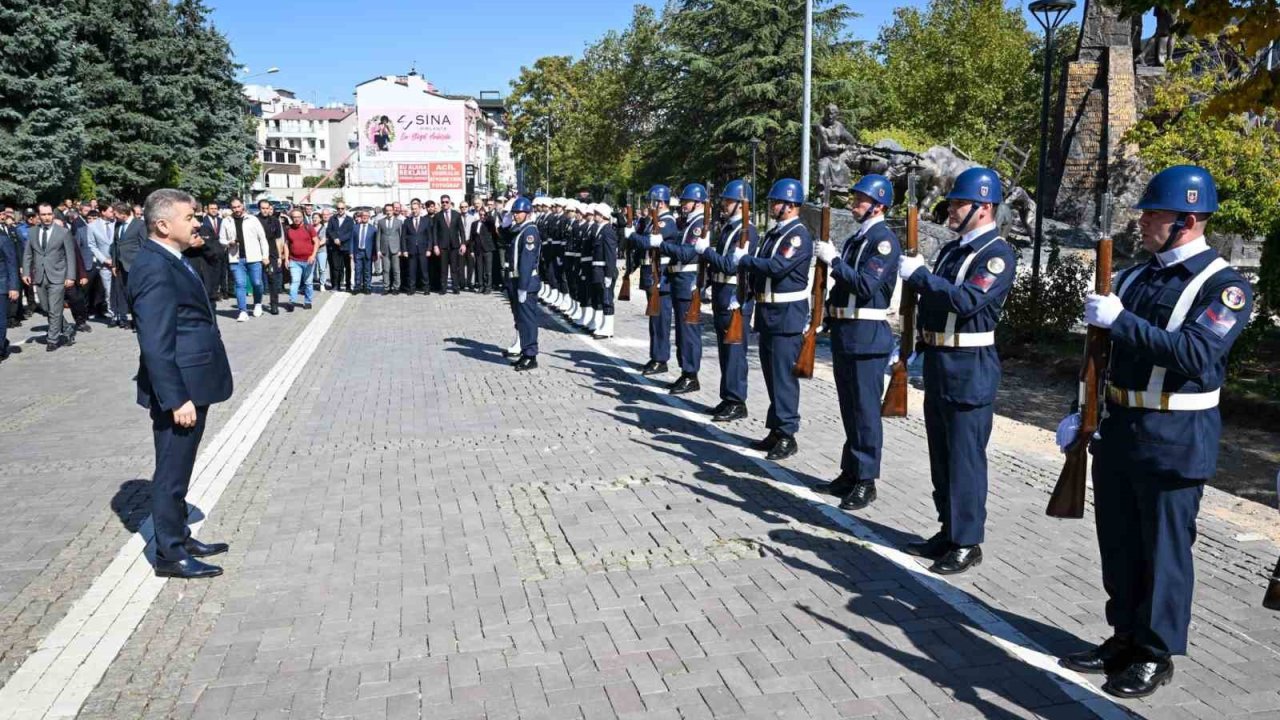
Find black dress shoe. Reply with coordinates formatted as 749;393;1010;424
712;402;748;423
813;475;856;497
708;400;730;416
286;303;295;312
669;375;700;395
904;533;951;560
513;356;538;371
184;538;229;557
930;544;983;575
1060;636;1135;675
751;430;782;451
46;343;58;352
75;322;92;333
766;435;798;461
1103;657;1174;699
641;361;669;376
154;557;223;579
267;305;279;315
61;334;75;347
304;303;312;310
838;480;878;510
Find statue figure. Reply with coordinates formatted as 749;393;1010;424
815;104;857;193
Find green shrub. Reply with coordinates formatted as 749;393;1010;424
999;254;1092;345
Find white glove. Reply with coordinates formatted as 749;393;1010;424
624;227;634;239
898;254;925;279
1084;293;1123;329
815;241;839;265
694;237;710;255
606;277;614;289
647;234;663;249
727;296;741;311
518;290;527;304
1055;413;1081;453
731;245;749;262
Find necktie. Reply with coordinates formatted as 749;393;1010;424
360;226;366;250
41;227;48;249
181;257;198;278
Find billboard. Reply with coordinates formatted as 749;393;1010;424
397;162;463;187
359;106;464;158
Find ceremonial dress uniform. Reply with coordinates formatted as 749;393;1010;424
660;184;709;394
1062;165;1253;699
899;168;1015;574
506;197;541;371
700;180;759;421
590;204;619;338
637;186;678;375
814;175;901;509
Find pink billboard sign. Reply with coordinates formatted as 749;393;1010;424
361;106;464;156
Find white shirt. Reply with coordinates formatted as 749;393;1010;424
959;221;998;246
148;238;183;260
1155;237;1210;268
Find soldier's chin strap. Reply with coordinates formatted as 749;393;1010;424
773;202;793;223
857;203;881;224
954;202;982;235
1159;213;1189;256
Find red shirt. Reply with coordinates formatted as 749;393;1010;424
285;224;317;258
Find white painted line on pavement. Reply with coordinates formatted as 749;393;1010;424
543;302;1133;720
0;293;350;720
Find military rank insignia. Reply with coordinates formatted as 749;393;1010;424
1221;286;1246;311
877;240;891;255
986;257;1005;274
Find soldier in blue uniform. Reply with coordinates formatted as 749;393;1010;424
578;204;599;330
538;198;558;305
590;203;618;338
704;178;812;460
896;167;1016;575
812;174;901;510
637;185;678;376
507;197;541;371
697;180;759;422
656;183;708;394
1057;166;1253;698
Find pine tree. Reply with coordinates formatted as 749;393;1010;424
0;0;85;203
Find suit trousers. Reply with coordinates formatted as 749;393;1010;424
1093;462;1203;657
353;253;373;290
35;282;67;343
475;251;493;291
97;266;115;316
67;281;90;325
0;292;8;352
405;252;428;292
923;394;993;547
330;249;351;291
150;402;209;562
380;252;400;292
111;268;131;322
439;248;463;291
833;350;888;481
266;261;283;307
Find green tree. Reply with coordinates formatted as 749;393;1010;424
0;0;84;203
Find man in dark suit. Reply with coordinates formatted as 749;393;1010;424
471;210;496;293
402;198;431;295
326;202;355;292
114;201;147;329
21;204;78;350
350;210;378;294
0;218;16;361
129;189;233;579
432;195;466;294
194;202;225;304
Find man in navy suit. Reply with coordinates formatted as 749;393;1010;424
326;202;355;292
129;189;235;579
0;219;16;361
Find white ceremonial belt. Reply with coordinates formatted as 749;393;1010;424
826;305;889;321
919;330;995;348
1107;386;1220;411
591;261;606;266
672;263;699;273
712;273;738;285
564;251;580;257
758;290;808;304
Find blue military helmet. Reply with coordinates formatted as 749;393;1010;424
767;178;804;205
648;184;671;204
947;167;1003;205
720;179;753;203
851;174;894;206
511;197;532;213
1134;165;1219;214
679;183;708;203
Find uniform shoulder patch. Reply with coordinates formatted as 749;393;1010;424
986;257;1006;274
1221;286;1246;311
789;236;801;247
877;240;891;255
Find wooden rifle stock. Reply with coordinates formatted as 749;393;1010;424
684;196;711;323
724;198;750;344
645;206;663;317
881;176;919;417
618;204;633;301
1265;554;1280;610
794;195;831;378
1047;196;1114;519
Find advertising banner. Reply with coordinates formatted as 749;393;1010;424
397;162;463;188
360;105;465;158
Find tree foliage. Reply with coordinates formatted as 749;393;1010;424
0;0;254;204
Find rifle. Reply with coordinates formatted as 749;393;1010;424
684;193;712;323
645;205;662;317
1265;554;1280;610
794;189;831;378
881;175;919;417
1046;194;1114;519
724;196;751;344
618;202;633;302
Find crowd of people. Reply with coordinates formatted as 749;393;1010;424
0;194;512;362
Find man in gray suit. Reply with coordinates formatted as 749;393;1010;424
377;203;404;295
87;205;118;321
21;204;77;350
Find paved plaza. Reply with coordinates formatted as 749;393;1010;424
0;289;1277;720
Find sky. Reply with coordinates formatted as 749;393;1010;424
211;0;1090;106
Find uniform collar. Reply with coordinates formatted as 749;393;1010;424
1155;237;1209;269
685;211;704;222
774;216;800;233
960;222;998;246
855;214;884;237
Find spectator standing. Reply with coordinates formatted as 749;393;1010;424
402;199;430;295
377;203;403;295
114;201;147;329
0;216;16;360
218;198;269;321
196;202;226;304
21;204;77;350
315;209;332;291
87;205;118;321
433;195;466;294
470;209;496;293
283;209;318;310
257;200;287;314
351;210;377;294
327;202;354;292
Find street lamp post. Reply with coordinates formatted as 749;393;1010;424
241;66;280;81
544;116;551;196
749;138;760;225
1028;0;1075;314
800;0;813;200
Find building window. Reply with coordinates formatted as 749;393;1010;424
319;139;325;149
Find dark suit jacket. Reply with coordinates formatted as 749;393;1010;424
116;217;146;271
326;214;354;252
0;226;17;293
350;222;379;257
432;209;465;251
129;240;233;411
403;214;432;254
471;219;496;253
